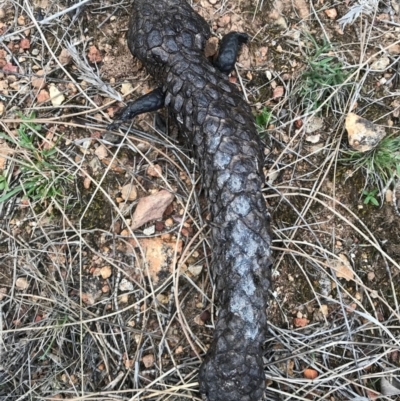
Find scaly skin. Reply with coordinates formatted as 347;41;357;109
110;1;273;400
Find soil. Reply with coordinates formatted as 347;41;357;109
0;0;400;400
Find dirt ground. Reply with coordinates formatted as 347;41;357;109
1;0;400;400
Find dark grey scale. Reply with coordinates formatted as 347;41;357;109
150;47;169;63
163;36;179;53
143;19;154;34
180;31;193;48
217;136;240;155
171;93;184;113
174;59;190;75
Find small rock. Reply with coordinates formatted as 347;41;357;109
142;354;154;368
345;112;386;152
0;8;6;19
120;184;138;201
37;89;50;103
118;294;129;303
272;86;284;99
17;15;25;26
88;45;102;63
143;225;155;236
194;314;205;326
20;38;30;50
293;317;309;327
59;48;72;65
324;8;337;19
175;346;184;354
147;164;162;178
0;287;7;301
305;116;324;133
304;368;318;380
305;134;320;143
320;304;328;316
31;69;45;89
120;81;133;95
188;264;203;277
370;56;390;71
119;278;134;292
100;265;112;279
49;84;65;106
94;144;108;160
16;277;29;290
156;293;169;304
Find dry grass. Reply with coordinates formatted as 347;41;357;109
1;0;400;400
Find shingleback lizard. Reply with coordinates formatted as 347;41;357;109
107;1;273;400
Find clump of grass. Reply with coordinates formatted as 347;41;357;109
0;113;74;205
342;134;400;204
297;33;351;112
255;106;273;138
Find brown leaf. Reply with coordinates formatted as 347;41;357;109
131;190;174;229
332;253;354;281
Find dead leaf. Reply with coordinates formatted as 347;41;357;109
332;253;354;281
345;113;386;152
131;190;174;229
94;144;108;160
